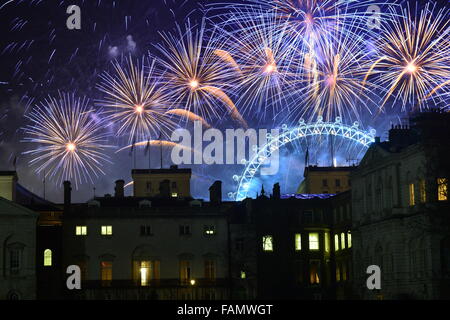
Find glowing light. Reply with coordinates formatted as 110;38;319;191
190;279;196;286
405;62;417;74
135;104;144;113
66;142;76;152
189;79;199;89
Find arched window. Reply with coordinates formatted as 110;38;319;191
44;249;52;266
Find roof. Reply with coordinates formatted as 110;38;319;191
132;168;191;175
281;193;337;200
15;183;62;212
0;196;39;218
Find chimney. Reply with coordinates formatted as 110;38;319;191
115;179;124;198
63;181;71;211
209;181;222;205
374;137;380;144
273;183;280;200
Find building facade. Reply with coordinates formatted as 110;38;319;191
351;111;450;299
297;166;356;194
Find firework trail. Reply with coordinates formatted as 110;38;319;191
364;3;450;112
155;19;246;127
116;139;202;159
97;56;175;144
22;92;112;188
165;109;212;128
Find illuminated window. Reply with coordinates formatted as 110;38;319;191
204;225;216;235
100;261;112;286
295;234;302;251
409;183;415;206
204;260;216;280
336;264;341;282
133;260;160;286
438;178;448;201
341;233;346;249
324;232;330;253
347;231;352;248
309;260;320;284
309;233;319;251
419;180;426;203
43;249;52;267
240;271;246;279
140;261;151;286
75;226;87;236
171;192;178;197
101;226;112;235
335;234;339;251
263;235;273;251
180;260;191;284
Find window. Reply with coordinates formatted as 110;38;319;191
309;233;319;251
336;263;341;282
409;183;415;206
438;178;448;201
140;225;153;236
235;238;244;252
325;232;330;253
240;271;246;279
303;210;313;224
322;179;328;187
10;250;20;274
419;180;426;203
204;225;216;235
44;249;52;267
180;260;191;284
309;260;321;284
262;235;273;251
172;192;178;197
172;181;177;189
75;226;87;236
204;260;216;280
146;182;152;191
335;179;341;187
133;260;160;286
101;226;112;236
347;231;352;248
342;262;347;281
179;225;191;235
295;234;302;251
341;232;346;249
100;261;112;286
334;234;340;251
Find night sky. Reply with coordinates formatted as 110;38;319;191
0;0;448;203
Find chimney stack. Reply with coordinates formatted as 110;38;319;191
63;181;71;211
115;179;125;198
273;183;280;200
209;181;222;205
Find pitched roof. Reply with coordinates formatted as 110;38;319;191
0;196;39;218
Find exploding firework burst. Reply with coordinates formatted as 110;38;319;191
364;3;450;111
155;19;247;127
214;8;301;120
22;92;111;187
284;17;379;123
97;56;175;143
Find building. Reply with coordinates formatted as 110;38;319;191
230;184;353;300
297;166;356;194
351;110;450;300
0;171;39;300
0;171;63;300
61;169;234;300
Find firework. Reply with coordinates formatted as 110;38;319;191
364;3;450;111
155;19;246;127
22;92;111;187
214;8;300;120
284;17;379;123
97;56;175;143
